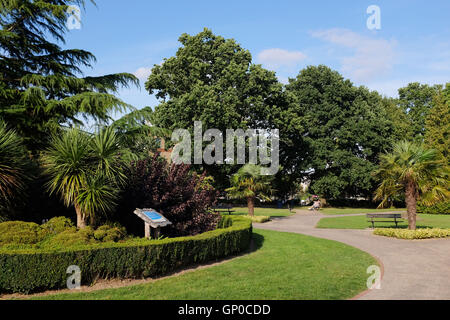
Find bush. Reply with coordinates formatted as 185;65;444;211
244;215;271;223
0;221;44;245
0;218;128;251
40;217;75;237
417;200;450;215
117;156;220;237
0;216;252;294
374;228;450;239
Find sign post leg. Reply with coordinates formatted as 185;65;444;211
145;222;151;239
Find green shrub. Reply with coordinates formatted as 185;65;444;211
40;217;75;237
417;201;450;215
0;221;44;245
244;215;270;223
93;225;126;242
374;228;450;239
0;216;252;294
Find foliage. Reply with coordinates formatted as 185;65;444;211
243;215;270;223
0;216;252;294
374;228;450;239
0;120;30;214
397;82;442;140
374;140;449;229
424;83;450;162
0;0;138;152
42;127;126;227
110;107;171;160
40;216;75;237
0;217;127;250
285;65;395;199
145;28;284;189
0;221;44;245
417;200;450;215
226;164;274;216
117;156;220;237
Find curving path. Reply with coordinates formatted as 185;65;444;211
254;210;450;300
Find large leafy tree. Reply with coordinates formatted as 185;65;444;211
226;164;274;216
285;65;395;200
42;127;126;228
398;82;442;140
425;83;450;163
145;28;284;189
374;141;449;230
0;0;138;152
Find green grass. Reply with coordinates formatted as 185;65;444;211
229;207;294;217
318;208;406;215
316;214;450;230
30;229;376;300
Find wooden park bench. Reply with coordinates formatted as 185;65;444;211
367;213;404;229
211;204;235;215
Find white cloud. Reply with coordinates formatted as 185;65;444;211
257;48;307;70
133;67;152;81
311;28;396;82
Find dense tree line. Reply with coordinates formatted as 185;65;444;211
146;28;448;201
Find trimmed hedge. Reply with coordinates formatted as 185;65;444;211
244;215;271;223
374;228;450;239
0;216;252;294
417;201;450;215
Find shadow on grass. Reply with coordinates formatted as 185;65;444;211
250;232;265;252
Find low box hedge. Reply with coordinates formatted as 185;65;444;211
0;216;252;294
374;228;450;240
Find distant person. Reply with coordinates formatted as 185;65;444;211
309;200;321;211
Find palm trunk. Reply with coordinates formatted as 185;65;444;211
404;179;417;230
247;197;255;217
75;204;87;229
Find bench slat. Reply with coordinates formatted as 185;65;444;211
366;214;403;219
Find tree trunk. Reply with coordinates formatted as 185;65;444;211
404;179;417;230
75;204;88;229
247;197;255;217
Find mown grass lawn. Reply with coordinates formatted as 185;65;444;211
316;214;450;230
31;229;376;300
229;207;293;217
318;208;406;215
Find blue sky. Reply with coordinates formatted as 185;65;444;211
64;0;450;117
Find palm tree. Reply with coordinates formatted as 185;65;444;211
0;121;29;209
226;164;274;216
42;127;125;228
374;140;449;230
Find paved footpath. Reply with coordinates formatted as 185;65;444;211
254;211;450;300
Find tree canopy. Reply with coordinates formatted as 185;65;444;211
285;65;395;199
398;82;442;140
146;28;284;187
0;0;138;151
425;84;450;163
